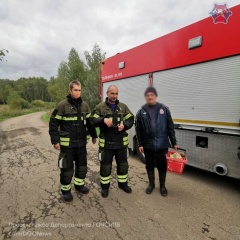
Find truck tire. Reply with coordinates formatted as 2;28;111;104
134;136;146;164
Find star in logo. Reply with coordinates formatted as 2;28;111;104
209;3;232;24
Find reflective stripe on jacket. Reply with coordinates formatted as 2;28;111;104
49;95;97;148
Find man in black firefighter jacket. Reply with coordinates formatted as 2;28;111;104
90;85;134;198
135;87;178;197
49;80;97;202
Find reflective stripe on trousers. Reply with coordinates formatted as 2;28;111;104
117;174;128;183
61;184;71;191
74;177;85;186
100;175;111;184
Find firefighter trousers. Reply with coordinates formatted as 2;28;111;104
58;146;87;193
99;148;129;190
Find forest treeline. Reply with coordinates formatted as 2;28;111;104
0;44;105;110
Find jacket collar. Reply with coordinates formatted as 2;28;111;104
67;94;82;108
142;102;162;114
105;97;119;107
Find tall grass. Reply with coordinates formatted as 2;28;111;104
0;105;34;122
0;103;54;122
41;112;51;122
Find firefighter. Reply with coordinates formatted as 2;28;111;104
90;85;134;198
135;87;178;197
49;80;97;202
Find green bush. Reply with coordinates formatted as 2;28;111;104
7;91;21;110
31;100;46;108
8;98;21;110
20;98;30;109
8;98;30;110
44;102;55;109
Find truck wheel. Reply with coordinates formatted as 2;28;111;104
134;137;146;164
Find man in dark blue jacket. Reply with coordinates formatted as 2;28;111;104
135;87;178;197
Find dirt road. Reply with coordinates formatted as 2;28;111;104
0;112;239;240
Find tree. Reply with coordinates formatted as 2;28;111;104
47;61;69;102
7;91;22;109
83;44;106;109
84;44;106;75
47;48;87;103
68;48;86;85
14;77;51;102
0;49;9;62
0;79;13;104
47;44;106;109
47;76;57;102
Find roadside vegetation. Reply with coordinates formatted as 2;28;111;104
0;105;36;122
0;44;105;122
0;102;54;122
41;112;51;122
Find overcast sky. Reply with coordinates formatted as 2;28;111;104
0;0;239;80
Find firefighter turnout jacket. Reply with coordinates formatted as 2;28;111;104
49;94;97;148
91;98;134;149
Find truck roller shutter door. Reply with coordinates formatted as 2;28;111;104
153;55;240;129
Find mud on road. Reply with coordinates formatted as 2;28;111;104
0;112;239;240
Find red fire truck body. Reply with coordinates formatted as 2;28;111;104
100;5;240;178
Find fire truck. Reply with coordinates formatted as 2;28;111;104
99;5;240;178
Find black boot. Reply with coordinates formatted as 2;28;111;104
160;181;168;197
146;171;155;194
118;183;132;193
74;185;89;194
62;191;73;202
101;189;109;198
159;171;168;197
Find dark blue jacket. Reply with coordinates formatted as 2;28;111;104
135;103;177;150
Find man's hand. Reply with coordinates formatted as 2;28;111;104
139;146;144;153
92;138;97;144
174;145;178;150
54;143;60;151
118;123;124;132
104;118;113;127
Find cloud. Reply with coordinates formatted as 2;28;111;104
0;0;239;80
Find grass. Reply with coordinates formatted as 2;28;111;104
41;112;51;122
0;105;42;122
0;104;56;122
